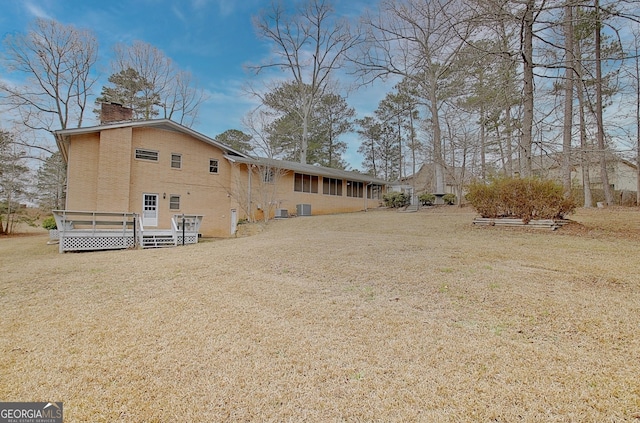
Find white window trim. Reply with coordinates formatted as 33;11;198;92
171;153;182;169
169;195;180;210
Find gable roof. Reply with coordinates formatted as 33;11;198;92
54;118;388;185
224;156;388;185
54;119;249;162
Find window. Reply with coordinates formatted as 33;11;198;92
209;159;219;174
169;195;180;210
135;148;158;161
294;173;318;193
346;181;364;198
171;154;182;169
323;177;342;196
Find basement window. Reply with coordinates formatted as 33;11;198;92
169;195;180;210
135;148;158;162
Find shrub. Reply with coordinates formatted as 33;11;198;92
466;177;576;223
442;193;457;205
42;216;57;230
419;193;435;206
383;192;410;208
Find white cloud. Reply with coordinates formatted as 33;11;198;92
24;1;52;19
171;5;188;25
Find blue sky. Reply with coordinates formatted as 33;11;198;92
0;0;385;170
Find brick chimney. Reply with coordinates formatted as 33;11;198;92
100;102;133;124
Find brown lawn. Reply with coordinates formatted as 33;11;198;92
1;207;639;422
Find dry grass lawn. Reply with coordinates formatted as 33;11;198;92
1;207;639;422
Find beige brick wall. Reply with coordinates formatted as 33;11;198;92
231;165;385;221
65;125;386;238
97;127;132;212
128;127;234;237
66;133;99;211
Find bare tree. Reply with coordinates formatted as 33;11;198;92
227;160;289;224
593;0;614;205
242;107;280;159
250;0;360;164
575;16;594;207
353;0;475;195
633;30;640;205
562;1;576;197
111;41;206;126
0;18;98;136
520;0;536;177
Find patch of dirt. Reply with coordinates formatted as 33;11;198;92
235;221;266;237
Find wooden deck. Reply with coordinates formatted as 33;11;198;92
52;211;203;253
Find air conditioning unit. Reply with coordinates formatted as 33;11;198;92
296;204;311;216
275;209;289;219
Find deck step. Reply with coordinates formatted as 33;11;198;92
142;234;176;248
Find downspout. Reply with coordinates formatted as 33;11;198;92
248;165;253;222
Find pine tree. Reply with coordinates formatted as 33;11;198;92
94;68;160;121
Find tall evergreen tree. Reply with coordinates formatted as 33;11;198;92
214;130;254;155
35;151;66;211
94;68;160;121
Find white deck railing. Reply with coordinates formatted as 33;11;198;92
53;210;139;253
172;214;204;246
52;211;203;253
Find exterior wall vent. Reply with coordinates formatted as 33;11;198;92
296;204;311;216
275;209;289;218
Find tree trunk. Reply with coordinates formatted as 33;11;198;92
575;29;593;207
520;0;535;177
562;2;575;198
480;103;486;180
634;33;640;205
429;75;445;194
505;105;514;177
594;0;614;205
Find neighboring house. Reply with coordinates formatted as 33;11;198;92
394;163;472;204
531;152;638;193
54;118;388;238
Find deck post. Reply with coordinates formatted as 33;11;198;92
182;214;186;246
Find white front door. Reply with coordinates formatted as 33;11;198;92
231;209;238;235
143;194;158;227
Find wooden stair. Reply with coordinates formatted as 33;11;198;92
142;233;176;248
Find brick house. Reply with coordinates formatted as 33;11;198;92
54;118;387;239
